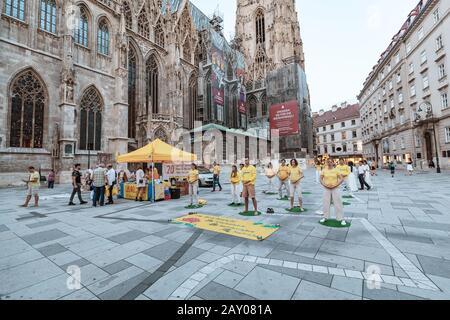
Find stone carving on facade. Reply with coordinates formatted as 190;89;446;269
61;66;75;104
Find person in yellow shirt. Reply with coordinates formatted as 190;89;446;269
320;159;347;226
315;160;323;184
265;162;276;193
241;158;258;215
239;163;245;202
277;159;290;199
211;162;222;192
289;159;305;211
336;159;351;193
230;165;241;205
188;163;200;206
21;166;40;208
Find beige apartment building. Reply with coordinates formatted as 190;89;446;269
313;103;363;163
358;0;450;170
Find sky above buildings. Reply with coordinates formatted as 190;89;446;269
190;0;419;112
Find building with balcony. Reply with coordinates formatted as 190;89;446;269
358;0;449;170
313;103;363;163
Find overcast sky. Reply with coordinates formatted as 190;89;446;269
190;0;419;111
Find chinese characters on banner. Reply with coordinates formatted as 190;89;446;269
269;100;300;137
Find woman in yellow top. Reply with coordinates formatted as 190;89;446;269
320;159;347;226
289;159;305;211
277;159;290;199
336;159;351;193
188;163;200;206
315;160;323;184
241;159;258;215
265;162;276;193
230;165;241;205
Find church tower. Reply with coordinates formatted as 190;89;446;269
235;0;313;157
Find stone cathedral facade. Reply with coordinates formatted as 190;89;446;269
0;0;312;186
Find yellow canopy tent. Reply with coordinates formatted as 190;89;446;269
116;139;197;203
116;139;197;164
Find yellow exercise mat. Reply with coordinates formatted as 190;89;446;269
173;214;279;241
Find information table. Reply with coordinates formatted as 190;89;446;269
119;183;165;201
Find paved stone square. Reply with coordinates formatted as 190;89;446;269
1;168;450;300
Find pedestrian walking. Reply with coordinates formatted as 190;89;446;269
211;162;222;192
106;164;117;205
241;159;258;215
277;159;290;199
289;159;305;211
407;161;414;176
363;161;374;188
69;164;88;206
188;163;200;207
265;163;276;193
21;166;40;208
347;161;359;193
47;170;55;189
389;161;396;178
135;166;146;202
92;164;107;207
357;161;371;190
320;159;347;227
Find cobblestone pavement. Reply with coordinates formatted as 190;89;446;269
1;168;450;300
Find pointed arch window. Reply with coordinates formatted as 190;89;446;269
9;70;46;148
138;8;150;39
255;9;265;45
39;0;56;33
183;37;191;62
128;46;137;138
74;6;89;47
97;19;109;55
188;74;198;129
248;95;257;119
155;21;164;48
261;94;268;117
4;0;25;21
123;1;132;29
146;55;159;114
79;87;103;151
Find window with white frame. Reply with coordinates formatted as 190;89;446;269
433;9;440;24
217;105;224;122
406;42;412;54
436;35;444;51
442;92;448;109
420;50;427;64
389;80;393;90
392;140;397;151
446;127;450;143
409;63;414;74
401;137;406;149
410;85;416;97
397;73;402;83
3;0;25;21
439;63;446;79
384;104;388;113
398;92;404;103
418;26;424;40
390;99;395;109
400;114;405;124
423;75;429;89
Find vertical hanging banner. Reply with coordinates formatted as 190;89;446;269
269;100;300;137
211;33;225;109
238;89;246;114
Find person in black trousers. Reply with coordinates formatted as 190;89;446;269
69;164;88;206
357;161;371;191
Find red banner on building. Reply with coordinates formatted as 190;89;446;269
238;90;246;114
269;100;299;137
213;87;224;106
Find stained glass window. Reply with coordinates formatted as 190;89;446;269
138;8;150;39
128;46;137;138
4;0;25;21
255;9;265;45
97;19;109;55
39;0;56;33
79;86;102;151
9;70;46;148
146;55;159;114
74;6;89;47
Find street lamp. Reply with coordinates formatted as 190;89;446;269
416;102;441;174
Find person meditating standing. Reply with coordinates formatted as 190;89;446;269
241;159;258;215
320;159;347;227
188;163;200;207
289;159;305;212
277;159;290;199
265;163;276;193
230;165;241;205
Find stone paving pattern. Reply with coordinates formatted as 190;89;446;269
1;168;450;300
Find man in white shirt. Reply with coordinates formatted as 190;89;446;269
106;164;117;205
357;161;371;191
135;167;146;202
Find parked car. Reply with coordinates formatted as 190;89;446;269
198;166;214;187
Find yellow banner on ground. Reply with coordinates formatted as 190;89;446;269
173;214;279;241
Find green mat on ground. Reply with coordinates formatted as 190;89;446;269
343;195;354;199
320;219;351;228
239;211;262;217
263;191;278;195
228;203;245;207
285;207;308;214
302;192;312;195
185;204;205;209
343;202;352;206
277;196;289;201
